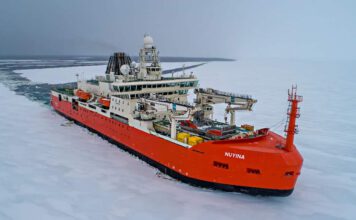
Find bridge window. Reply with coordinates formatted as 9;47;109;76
179;82;194;87
178;90;188;95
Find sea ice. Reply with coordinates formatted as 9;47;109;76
1;59;356;220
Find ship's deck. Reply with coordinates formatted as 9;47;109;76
153;118;252;141
52;87;75;96
52;87;260;144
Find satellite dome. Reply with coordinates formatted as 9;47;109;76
130;61;137;68
120;64;130;75
143;35;154;48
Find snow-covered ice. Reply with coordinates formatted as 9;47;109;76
1;59;356;220
14;65;107;84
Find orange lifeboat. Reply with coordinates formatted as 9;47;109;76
99;97;111;108
76;89;91;101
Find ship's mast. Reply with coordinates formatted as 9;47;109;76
284;86;303;151
138;34;162;80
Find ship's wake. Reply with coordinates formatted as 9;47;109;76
0;58;206;105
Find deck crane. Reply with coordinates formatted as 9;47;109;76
194;88;257;125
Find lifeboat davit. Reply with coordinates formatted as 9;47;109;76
99;97;111;108
76;89;91;101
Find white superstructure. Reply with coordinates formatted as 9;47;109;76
53;35;256;146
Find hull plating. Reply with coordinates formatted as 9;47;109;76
51;95;302;196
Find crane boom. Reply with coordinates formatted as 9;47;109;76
194;88;256;110
194;88;257;125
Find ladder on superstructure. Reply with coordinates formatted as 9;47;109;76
284;85;303;151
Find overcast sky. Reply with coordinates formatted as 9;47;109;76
0;0;355;60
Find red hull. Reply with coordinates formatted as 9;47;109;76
51;95;303;196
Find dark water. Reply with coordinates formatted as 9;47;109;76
0;56;229;104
